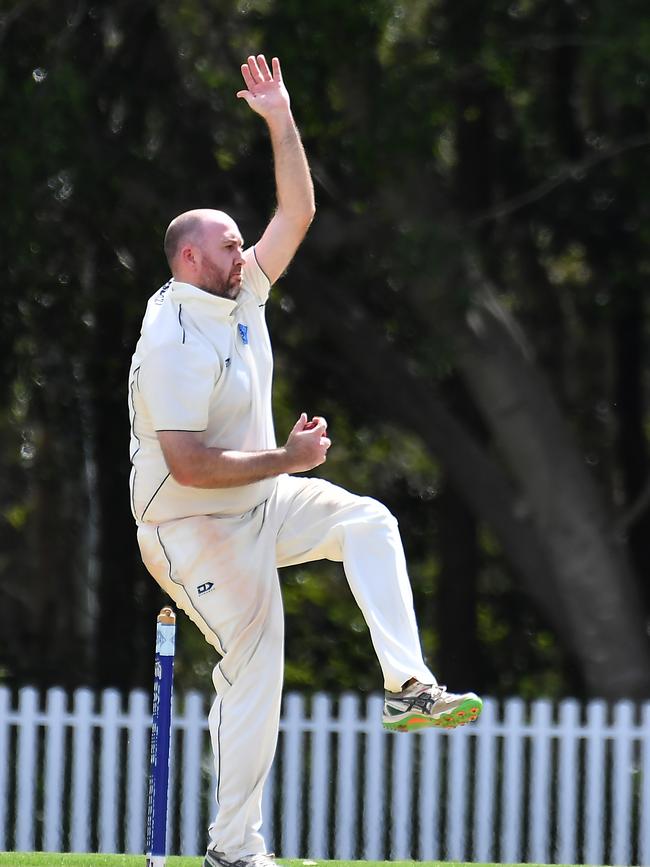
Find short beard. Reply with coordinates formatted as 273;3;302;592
198;260;240;300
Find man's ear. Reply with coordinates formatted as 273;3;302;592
180;244;196;266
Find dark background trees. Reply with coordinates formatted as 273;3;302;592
2;0;650;699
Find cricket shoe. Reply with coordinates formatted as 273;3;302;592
204;851;280;867
382;681;482;732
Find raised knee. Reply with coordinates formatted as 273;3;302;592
357;496;398;528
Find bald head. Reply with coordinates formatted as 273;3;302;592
164;209;238;270
164;208;246;299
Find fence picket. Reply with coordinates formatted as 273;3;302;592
43;688;66;852
556;699;579;865
70;688;94;852
334;694;358;859
125;689;149;855
611;701;634;867
474;698;497;862
529;700;552;864
308;694;331;859
16;687;38;852
281;693;304;858
390;725;414;859
447;727;470;862
418;718;441;860
181;692;205;855
0;688;9;851
99;690;121;852
584;699;606;866
640;702;650;867
362;695;385;861
501;697;525;862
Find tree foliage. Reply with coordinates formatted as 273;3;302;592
2;0;650;698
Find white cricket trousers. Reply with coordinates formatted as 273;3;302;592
137;474;434;859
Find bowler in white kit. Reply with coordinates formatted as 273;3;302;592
128;54;482;867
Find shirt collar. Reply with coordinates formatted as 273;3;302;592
171;280;239;318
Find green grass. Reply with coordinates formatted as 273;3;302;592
0;856;599;867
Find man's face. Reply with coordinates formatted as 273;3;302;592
195;221;245;300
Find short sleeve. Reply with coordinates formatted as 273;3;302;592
243;247;272;303
138;342;217;431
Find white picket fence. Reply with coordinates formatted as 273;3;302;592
1;688;650;865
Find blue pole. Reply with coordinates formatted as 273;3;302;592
146;607;176;867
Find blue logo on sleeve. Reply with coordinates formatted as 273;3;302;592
238;323;249;345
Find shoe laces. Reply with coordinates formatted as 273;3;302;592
400;683;448;713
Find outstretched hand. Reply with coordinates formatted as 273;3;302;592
237;55;290;120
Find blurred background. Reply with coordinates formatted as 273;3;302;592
2;0;650;703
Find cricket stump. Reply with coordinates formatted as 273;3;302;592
145;606;176;867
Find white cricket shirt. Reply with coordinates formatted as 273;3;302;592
128;250;276;524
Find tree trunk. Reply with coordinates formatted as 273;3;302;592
289;265;574;663
456;280;650;698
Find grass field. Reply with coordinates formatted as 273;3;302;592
0;856;600;867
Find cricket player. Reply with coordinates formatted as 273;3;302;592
128;54;482;867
